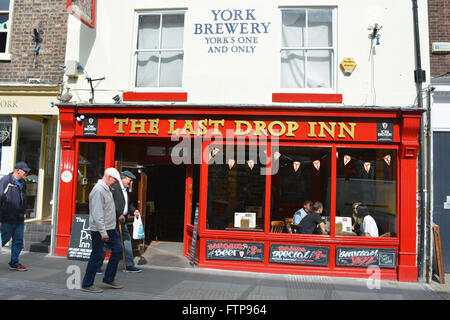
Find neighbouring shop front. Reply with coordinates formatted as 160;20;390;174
55;104;421;282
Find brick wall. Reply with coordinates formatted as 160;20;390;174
0;0;68;84
428;0;450;77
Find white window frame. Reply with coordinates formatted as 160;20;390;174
131;10;186;92
0;0;14;61
278;7;337;94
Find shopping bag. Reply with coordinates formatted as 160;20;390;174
132;215;145;240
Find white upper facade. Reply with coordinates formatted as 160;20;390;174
64;0;430;107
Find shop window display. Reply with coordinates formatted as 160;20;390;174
270;146;331;235
206;145;266;232
335;148;397;238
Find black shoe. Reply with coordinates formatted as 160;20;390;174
124;266;142;273
96;269;103;275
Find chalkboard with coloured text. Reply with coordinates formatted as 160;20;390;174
67;214;92;260
206;240;264;261
335;247;397;269
269;244;329;266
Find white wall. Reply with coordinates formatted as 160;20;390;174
64;0;430;107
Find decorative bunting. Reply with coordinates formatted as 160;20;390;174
247;160;255;170
211;147;220;158
364;162;371;173
313;160;321;171
228;159;235;169
384;155;391;166
293;161;301;172
344;155;351;166
274;151;281;160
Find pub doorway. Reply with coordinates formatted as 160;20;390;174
147;164;186;243
115;141;188;257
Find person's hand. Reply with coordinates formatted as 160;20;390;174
102;235;109;241
0;222;2;229
118;215;126;222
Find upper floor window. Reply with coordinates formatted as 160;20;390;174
0;0;13;59
133;11;185;89
280;8;335;91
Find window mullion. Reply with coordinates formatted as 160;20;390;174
157;13;163;87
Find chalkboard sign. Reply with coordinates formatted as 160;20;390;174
206;240;264;261
269;244;329;266
189;205;199;266
336;247;397;268
67;214;92;260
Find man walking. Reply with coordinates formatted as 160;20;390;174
112;170;142;273
0;162;30;271
81;168;124;293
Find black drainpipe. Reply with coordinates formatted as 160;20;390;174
412;0;426;282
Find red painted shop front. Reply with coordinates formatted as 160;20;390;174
55;104;421;282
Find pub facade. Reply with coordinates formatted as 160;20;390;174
55;0;429;282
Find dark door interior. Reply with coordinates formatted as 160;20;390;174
147;164;186;242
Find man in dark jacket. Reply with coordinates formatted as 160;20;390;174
0;161;30;271
99;170;142;273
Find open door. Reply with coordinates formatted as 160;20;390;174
115;161;147;255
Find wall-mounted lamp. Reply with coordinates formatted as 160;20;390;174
76;114;85;124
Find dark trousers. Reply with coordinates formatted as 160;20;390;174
82;229;123;288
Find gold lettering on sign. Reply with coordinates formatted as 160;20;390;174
129;119;147;134
208;119;225;135
148;119;159;135
253;121;268;136
286;121;299;137
267;121;286;137
114;118;129;134
308;122;317;138
234;120;252;136
338;122;356;139
168;119;178;135
318;122;336;138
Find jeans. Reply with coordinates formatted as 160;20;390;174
1;222;25;267
82;229;123;288
99;221;134;269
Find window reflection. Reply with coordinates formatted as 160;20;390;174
336;148;397;238
76;143;106;214
270;146;331;235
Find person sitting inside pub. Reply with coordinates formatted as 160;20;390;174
355;205;379;237
299;201;327;235
291;200;313;234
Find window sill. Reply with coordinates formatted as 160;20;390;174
0;53;12;61
123;91;188;102
272;93;343;103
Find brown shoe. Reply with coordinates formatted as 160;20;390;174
81;285;104;293
102;281;124;289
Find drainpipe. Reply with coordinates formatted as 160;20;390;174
425;85;433;282
412;0;426;282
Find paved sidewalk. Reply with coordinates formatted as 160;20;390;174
0;249;447;302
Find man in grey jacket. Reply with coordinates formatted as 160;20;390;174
81;168;124;293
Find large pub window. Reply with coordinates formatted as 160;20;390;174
75;142;106;214
270;146;331;235
335;148;397;238
206;144;266;232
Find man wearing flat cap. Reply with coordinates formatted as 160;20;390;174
0;161;31;271
110;170;142;273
